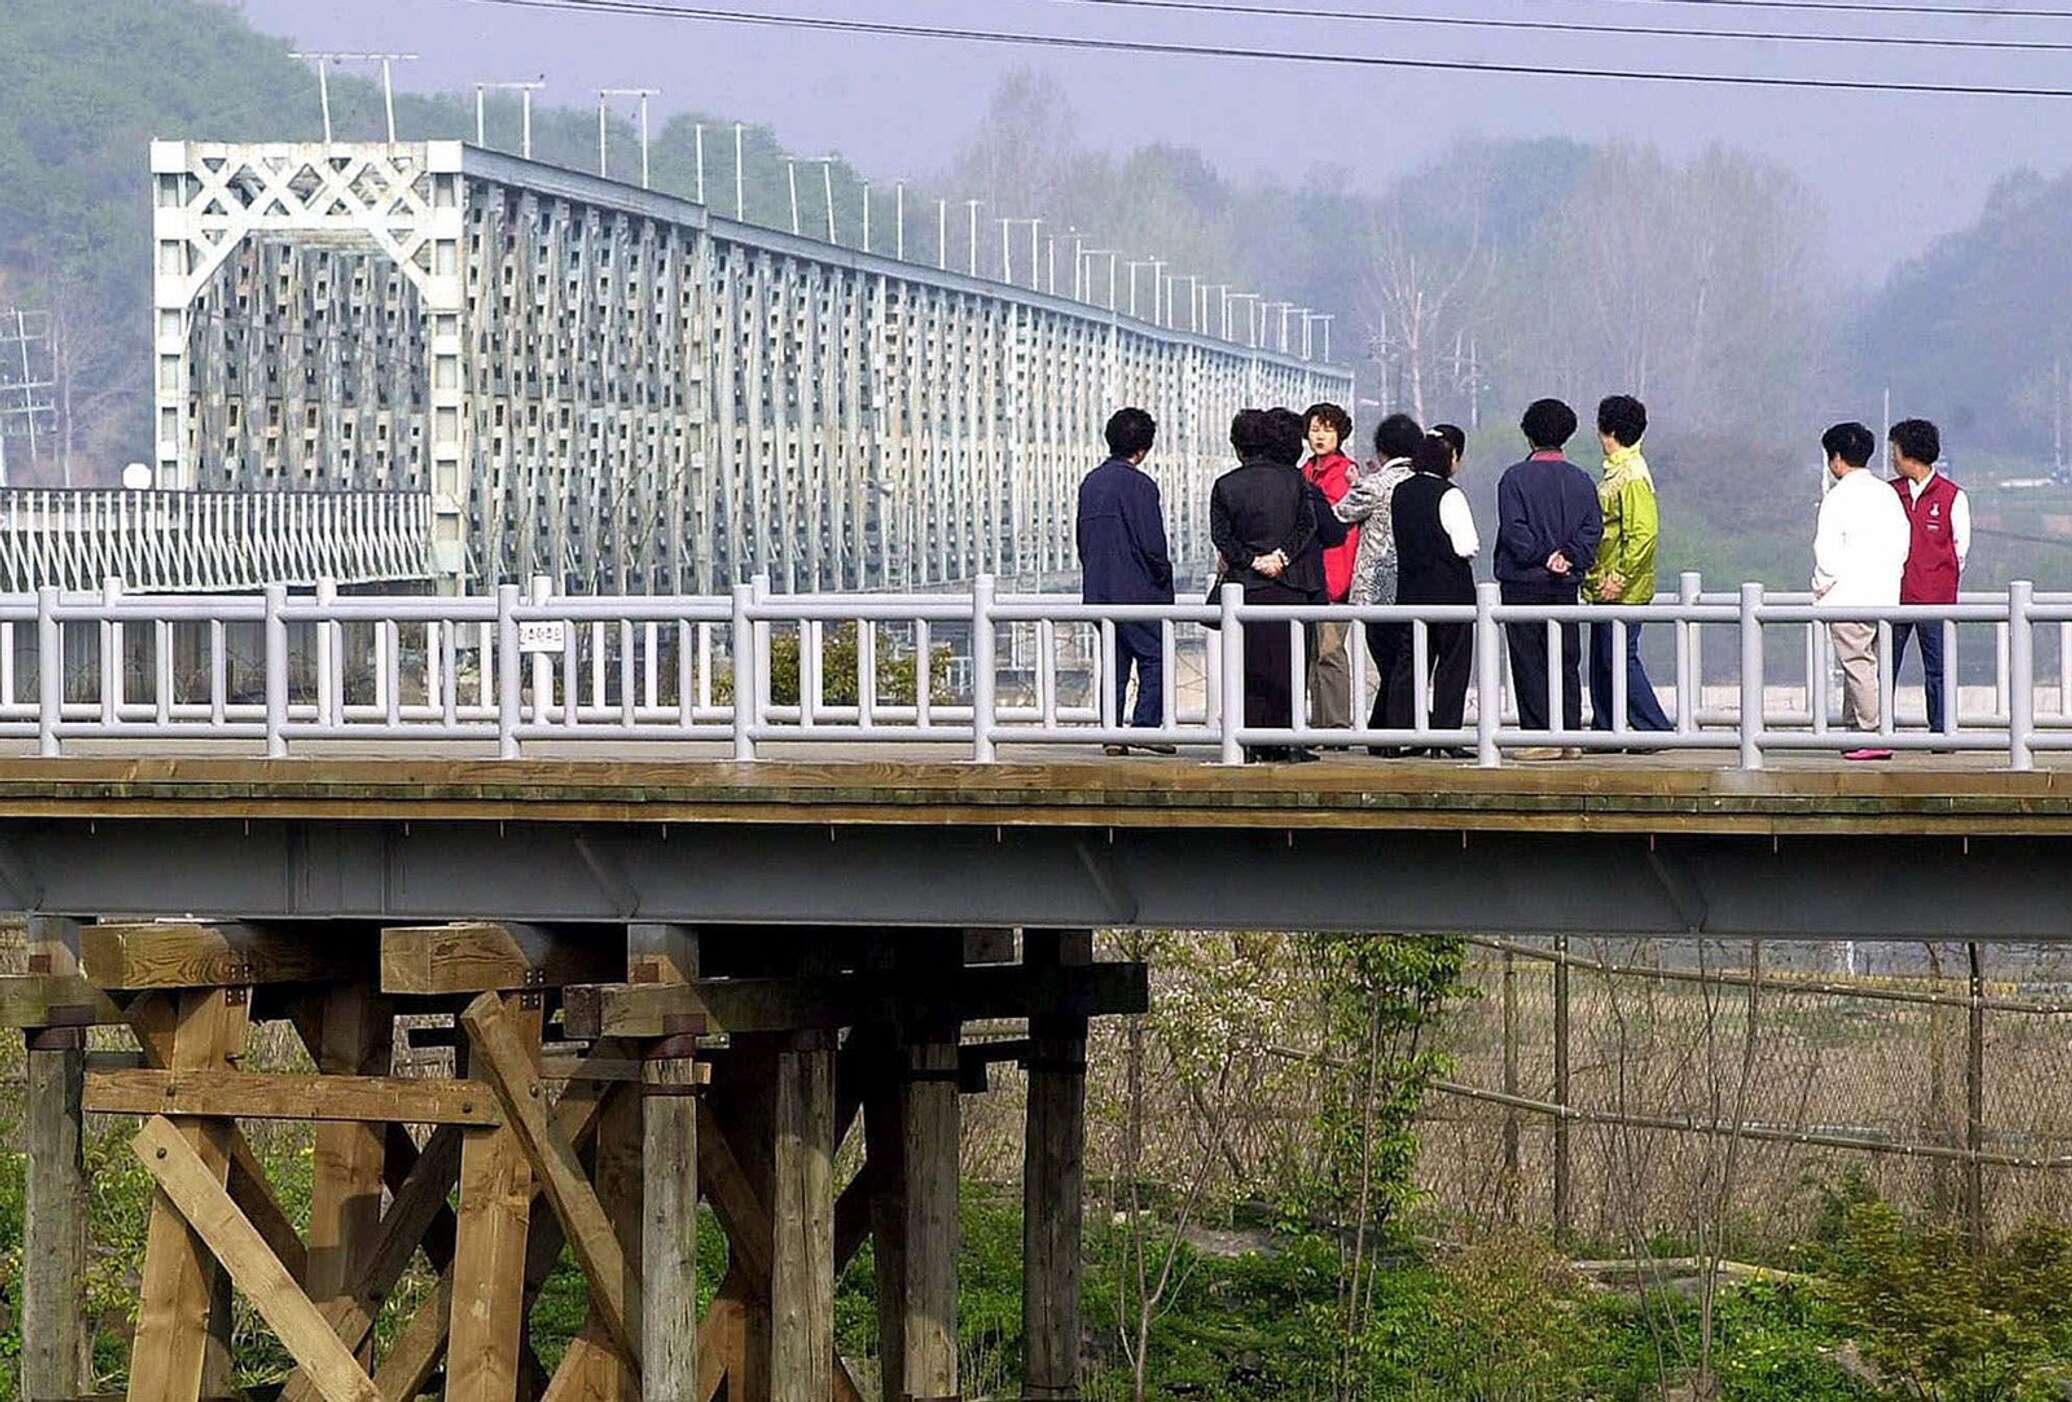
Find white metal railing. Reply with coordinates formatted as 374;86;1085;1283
13;572;2072;769
0;488;433;592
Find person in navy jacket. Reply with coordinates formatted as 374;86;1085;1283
1078;406;1176;753
1494;399;1604;754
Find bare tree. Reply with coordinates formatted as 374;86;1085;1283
1359;217;1488;426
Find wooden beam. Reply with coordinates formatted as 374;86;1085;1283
447;993;542;1402
1022;929;1092;1402
963;926;1018;965
461;990;643;1368
542;1069;644;1402
279;1126;465;1402
563;962;1150;1040
770;1034;835;1400
83;921;369;990
296;986;392;1374
22;915;90;1402
85;1069;500;1126
0;971;122;1028
693;1099;774;1285
866;1085;907;1397
902;1039;962;1402
124;989;251;1402
638;924;700;1402
127;995;310;1285
132;1116;383;1402
380;922;622;995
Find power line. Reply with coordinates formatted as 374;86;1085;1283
462;0;2072;97
1028;0;2072;52
1603;0;2072;19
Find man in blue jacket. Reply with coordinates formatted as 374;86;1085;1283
1494;399;1604;757
1078;406;1176;754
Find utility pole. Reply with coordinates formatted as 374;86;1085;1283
0;309;55;487
598;87;659;187
938;199;949;271
474;78;544;157
694;123;705;202
734;122;746;220
292;52;418;146
965;200;983;276
895;181;908;261
861;179;871;253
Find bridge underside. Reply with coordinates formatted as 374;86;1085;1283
3;757;2067;939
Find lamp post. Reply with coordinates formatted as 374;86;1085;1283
473;79;544;158
597;87;659;188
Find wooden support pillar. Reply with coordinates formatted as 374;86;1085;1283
636;923;701;1402
22;915;89;1402
1022;930;1091;1402
449;992;544;1402
771;1032;837;1400
302;984;393;1367
706;1036;777;1401
124;986;253;1402
902;1032;962;1402
866;1083;909;1398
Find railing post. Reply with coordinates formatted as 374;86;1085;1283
1219;583;1244;765
972;574;997;762
530;573;554;721
263;583;288;759
731;582;757;762
496;583;521;759
2009;580;2034;772
315;576;338;729
1677;570;1700;735
37;585;59;757
1739;583;1764;771
1476;581;1502;768
99;578;121;727
751;572;773;721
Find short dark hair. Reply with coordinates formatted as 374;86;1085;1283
1373;412;1425;462
1521;398;1578;450
1412;431;1456;478
1265;407;1307;466
1432;423;1467;462
1890;418;1941;467
1304;401;1353;444
1597;395;1647;448
1821;421;1876;469
1230;408;1276;460
1105;406;1157;459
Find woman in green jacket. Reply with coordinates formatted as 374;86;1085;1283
1585;395;1672;733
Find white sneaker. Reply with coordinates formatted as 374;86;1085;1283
1512;746;1565;761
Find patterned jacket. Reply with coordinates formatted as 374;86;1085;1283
1332;457;1415;606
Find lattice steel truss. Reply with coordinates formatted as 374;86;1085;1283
154;141;1352;595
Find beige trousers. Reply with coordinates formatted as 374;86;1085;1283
1308;619;1353;728
1830;621;1880;731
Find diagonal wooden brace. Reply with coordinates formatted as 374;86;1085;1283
461;989;644;1370
132;1115;383;1402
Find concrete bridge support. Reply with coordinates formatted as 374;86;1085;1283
6;919;1141;1402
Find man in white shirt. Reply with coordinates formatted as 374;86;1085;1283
1813;421;1913;760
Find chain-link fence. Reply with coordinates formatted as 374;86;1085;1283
1423;937;2072;1252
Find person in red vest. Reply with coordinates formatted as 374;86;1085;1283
1888;418;1970;736
1301;402;1360;731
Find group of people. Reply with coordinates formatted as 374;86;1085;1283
1077;396;1968;763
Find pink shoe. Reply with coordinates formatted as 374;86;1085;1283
1843;748;1895;762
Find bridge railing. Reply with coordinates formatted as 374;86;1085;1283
9;573;2072;767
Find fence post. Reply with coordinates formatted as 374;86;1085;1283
1219;583;1245;766
1553;933;1571;1244
315;575;337;728
1476;581;1502;768
1967;942;1986;1251
496;583;521;759
972;574;997;762
2008;581;2034;772
732;582;757;762
37;585;59;757
263;582;288;759
529;573;554;721
99;577;121;727
1502;948;1520;1226
1677;571;1701;735
1739;583;1764;771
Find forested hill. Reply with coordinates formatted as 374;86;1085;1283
1854;168;2072;463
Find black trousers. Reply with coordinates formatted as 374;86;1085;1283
1363;620;1409;731
1242;583;1307;734
1503;586;1583;733
1386;621;1473;732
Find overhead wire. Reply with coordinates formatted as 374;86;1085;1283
1023;0;2072;52
461;0;2072;98
1597;0;2072;20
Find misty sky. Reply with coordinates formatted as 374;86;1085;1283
232;0;2072;280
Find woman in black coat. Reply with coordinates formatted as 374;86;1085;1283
1384;429;1480;756
1210;409;1321;763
